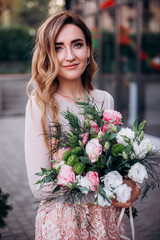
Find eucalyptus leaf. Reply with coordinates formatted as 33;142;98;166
41;168;48;173
52;185;60;194
124;163;131;168
108;133;116;141
106;156;113;168
79;186;89;192
50;160;57;163
75;192;82;203
40;179;45;189
99;188;106;199
35;172;44;176
45;176;52;183
100;155;106;165
125;145;131;155
133;118;139;132
138;120;146;132
34;180;42;185
75;101;88;106
45;170;52;176
62;110;82;130
92;165;100;172
71;182;78;188
51;167;57;174
79;156;90;164
85;91;90;102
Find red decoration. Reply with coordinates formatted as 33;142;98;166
118;25;133;46
119;35;131;45
151;55;160;72
140;51;149;61
100;0;115;10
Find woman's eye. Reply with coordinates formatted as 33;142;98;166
74;42;83;48
55;46;62;52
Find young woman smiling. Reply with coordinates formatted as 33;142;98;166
25;11;139;240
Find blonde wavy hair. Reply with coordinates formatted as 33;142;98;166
27;11;98;148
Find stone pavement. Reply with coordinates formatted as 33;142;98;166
0;116;36;240
0;116;160;240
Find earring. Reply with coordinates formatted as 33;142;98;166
87;57;90;65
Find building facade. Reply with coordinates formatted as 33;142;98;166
70;0;160;137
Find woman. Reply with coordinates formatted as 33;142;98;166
25;11;139;239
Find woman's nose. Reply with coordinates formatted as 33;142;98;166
65;47;75;61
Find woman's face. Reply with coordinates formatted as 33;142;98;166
55;24;90;83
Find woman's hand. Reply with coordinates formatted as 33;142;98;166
112;177;141;208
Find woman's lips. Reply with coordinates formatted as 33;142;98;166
63;64;79;69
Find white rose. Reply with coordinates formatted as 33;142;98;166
140;138;153;155
54;160;65;169
128;162;148;184
114;184;132;203
76;176;90;194
97;186;113;207
131;139;153;159
85;138;102;163
102;171;123;188
130;141;144;160
116;127;135;146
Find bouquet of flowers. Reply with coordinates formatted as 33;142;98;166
35;92;159;211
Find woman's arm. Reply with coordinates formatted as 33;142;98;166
25;97;52;199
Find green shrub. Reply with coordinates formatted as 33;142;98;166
0;188;12;238
0;26;34;62
102;31;115;73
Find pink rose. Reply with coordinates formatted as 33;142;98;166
85;138;102;163
102;123;110;134
91;122;99;133
57;164;76;186
102;110;122;125
54;147;71;163
86;171;99;191
80;132;89;146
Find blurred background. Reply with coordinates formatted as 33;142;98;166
0;0;160;239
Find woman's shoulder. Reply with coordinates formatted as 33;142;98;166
91;89;112;99
90;89;114;109
25;95;43;118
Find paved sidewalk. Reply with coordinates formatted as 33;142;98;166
0;116;160;240
0;117;36;240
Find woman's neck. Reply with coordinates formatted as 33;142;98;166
56;79;87;100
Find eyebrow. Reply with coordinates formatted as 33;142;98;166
55;38;84;45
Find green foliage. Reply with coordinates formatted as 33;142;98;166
133;118;146;140
73;162;85;175
142;32;160;58
76;92;103;128
0;188;12;237
111;143;125;157
62;150;72;161
20;0;50;28
71;147;82;156
62;110;82;131
34;90;160;216
102;31;115;73
69;135;79;148
35;167;58;188
79;156;90;164
67;155;79;166
0;26;34;62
